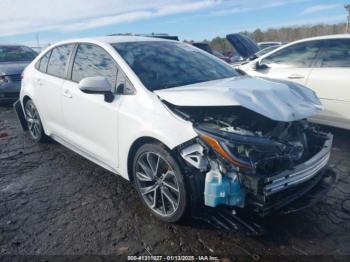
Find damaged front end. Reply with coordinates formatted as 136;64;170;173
173;105;335;230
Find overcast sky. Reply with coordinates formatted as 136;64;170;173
0;0;347;46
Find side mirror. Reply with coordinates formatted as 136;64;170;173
116;83;124;94
256;60;269;71
78;76;114;103
116;82;136;95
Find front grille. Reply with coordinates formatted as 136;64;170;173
263;135;332;196
7;74;21;82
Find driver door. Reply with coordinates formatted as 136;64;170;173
61;44;121;170
251;41;323;86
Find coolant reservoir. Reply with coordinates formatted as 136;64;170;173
204;161;245;208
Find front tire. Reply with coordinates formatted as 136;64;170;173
132;143;188;223
24;99;47;143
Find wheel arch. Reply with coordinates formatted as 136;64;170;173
127;136;173;182
22;95;32;106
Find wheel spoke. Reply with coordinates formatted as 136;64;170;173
136;171;153;182
33;124;41;137
161;188;166;214
163;181;179;194
140;184;158;196
138;158;154;179
161;187;177;212
146;153;159;176
25;108;32;118
150;188;157;209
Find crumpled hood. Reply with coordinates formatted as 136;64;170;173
0;62;29;76
154;76;323;122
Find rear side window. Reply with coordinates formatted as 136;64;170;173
319;39;350;68
262;41;322;68
71;44;118;88
38;51;51;73
47;45;74;78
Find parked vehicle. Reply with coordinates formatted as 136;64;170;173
228;34;350;130
192;42;231;63
257;41;285;49
212;50;231;63
0;45;37;102
15;36;335;230
192;42;213;54
109;33;179;41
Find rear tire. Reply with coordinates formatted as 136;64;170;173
132;143;188;223
24;99;48;143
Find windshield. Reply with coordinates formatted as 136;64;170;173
113;41;239;91
0;45;37;62
255;45;281;57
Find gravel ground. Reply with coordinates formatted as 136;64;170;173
0;105;350;260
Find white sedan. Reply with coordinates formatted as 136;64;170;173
233;34;350;130
15;36;334;227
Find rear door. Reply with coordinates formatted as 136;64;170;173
306;38;350;128
33;44;75;136
252;41;323;86
61;43;121;169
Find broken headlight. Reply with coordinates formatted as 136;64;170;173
195;129;254;170
195;126;289;171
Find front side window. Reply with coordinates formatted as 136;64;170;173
47;45;74;78
71;44;118;88
113;41;239;91
0;45;37;63
262;41;322;68
319;39;350;68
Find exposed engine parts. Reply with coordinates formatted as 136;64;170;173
180;143;208;171
175;104;333;214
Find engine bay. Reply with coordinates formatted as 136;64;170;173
173;105;328;174
168;103;333;214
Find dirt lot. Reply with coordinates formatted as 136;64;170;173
1;104;350;260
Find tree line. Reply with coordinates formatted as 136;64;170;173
208;23;348;54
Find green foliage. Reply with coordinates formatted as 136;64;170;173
208;23;347;53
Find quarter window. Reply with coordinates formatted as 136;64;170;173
71;44;118;88
319;39;350;68
262;41;322;68
38;51;51;73
47;45;74;78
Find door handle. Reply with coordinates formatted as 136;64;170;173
36;78;42;86
288;74;304;79
63;89;72;98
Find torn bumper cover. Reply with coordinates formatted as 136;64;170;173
188;167;336;235
243;132;333;216
180;123;335;219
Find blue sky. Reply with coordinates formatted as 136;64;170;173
0;0;348;46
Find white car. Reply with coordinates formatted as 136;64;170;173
231;34;350;130
15;36;335;228
257;42;284;50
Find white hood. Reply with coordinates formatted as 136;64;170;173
154;76;323;122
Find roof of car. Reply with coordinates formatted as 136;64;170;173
293;34;350;43
55;35;171;46
0;44;29;47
